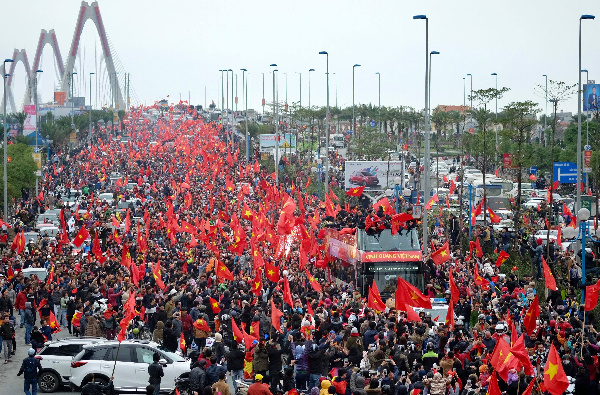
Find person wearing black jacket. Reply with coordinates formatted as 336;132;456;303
162;320;178;352
148;352;164;395
307;342;325;390
17;348;43;394
266;335;284;390
226;341;245;393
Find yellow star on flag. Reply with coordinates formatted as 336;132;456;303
545;362;558;380
410;291;419;301
268;269;274;276
212;302;218;309
254;281;261;289
440;250;447;256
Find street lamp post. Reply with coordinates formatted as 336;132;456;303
270;64;279;186
219;70;224;111
229;69;234;153
577;14;595;212
352;64;361;138
466;73;473;129
414;14;431;250
428;51;439;119
3;59;12;220
319;51;330;195
241;69;249;162
491;72;498;149
308;69;314;109
262;73;265;115
312;159;323;199
463;77;466;107
71;71;77;127
375;72;381;134
89;72;95;144
582;69;590;192
34;69;43;197
296;72;301;108
543;74;547;145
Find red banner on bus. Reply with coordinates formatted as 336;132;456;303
361;251;423;262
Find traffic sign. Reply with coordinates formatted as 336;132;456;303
370;120;376;128
553;161;586;184
529;166;537;175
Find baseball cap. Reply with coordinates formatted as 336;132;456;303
255;374;264;381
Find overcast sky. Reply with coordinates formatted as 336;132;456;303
2;0;599;117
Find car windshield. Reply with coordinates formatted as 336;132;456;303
358;229;420;251
160;350;185;362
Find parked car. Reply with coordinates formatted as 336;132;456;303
36;337;105;393
69;340;189;393
349;171;379;187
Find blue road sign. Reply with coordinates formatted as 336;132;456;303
529;166;537;175
370;120;376;128
553;162;586;184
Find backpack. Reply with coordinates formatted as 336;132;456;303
24;357;36;373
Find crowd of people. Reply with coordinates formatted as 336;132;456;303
0;104;598;395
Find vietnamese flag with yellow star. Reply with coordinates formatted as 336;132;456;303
395;276;432;309
346;185;365;197
523;294;539;336
431;241;450;265
217;260;234;281
543;343;569;395
304;268;322;293
72;226;89;248
585;279;600;311
250;270;262;296
373;197;394;215
231;317;244;343
265;262;280;283
542;257;557;291
208;297;221;314
490;337;512;381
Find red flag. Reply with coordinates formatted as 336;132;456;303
283;277;294;306
473;264;486;286
179;333;186;350
305;268;322;293
216;260;234;281
231;318;244;343
542;257;557;291
193;318;210;332
152;262;165;290
521;379;535;395
271;299;283;333
431;241;451;265
424;193;439;210
488;372;502;395
368;283;386;312
251;270;262;296
543;343;569;395
552;180;559;190
510;334;534;376
523;294;539;336
265;262;280;283
449;268;459;305
445;301;455;329
397;303;421;322
7;266;14;281
72;227;90;248
47;311;62;333
208;297;221;313
373;197;394;215
475;237;483;258
487;207;501;223
490;338;513;381
495;250;510;267
124;210;131;233
329;189;339;201
395;277;432;309
585;279;600;311
346;186;365;197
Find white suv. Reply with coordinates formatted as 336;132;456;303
36;337;106;393
69;340;189;393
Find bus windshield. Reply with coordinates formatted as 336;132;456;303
357;229;420;252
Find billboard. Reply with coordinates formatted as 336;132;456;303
583;84;600;112
344;161;403;192
54;91;66;105
23;105;36;136
259;133;296;152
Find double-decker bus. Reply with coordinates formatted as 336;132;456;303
323;227;424;297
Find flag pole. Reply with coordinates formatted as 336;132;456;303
581;309;586;359
111;341;122;377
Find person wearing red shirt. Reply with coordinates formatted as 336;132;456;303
15;290;27;328
247;374;272;395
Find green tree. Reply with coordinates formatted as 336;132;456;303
466;87;509;223
0;143;37;214
349;126;396;160
500;101;540;231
